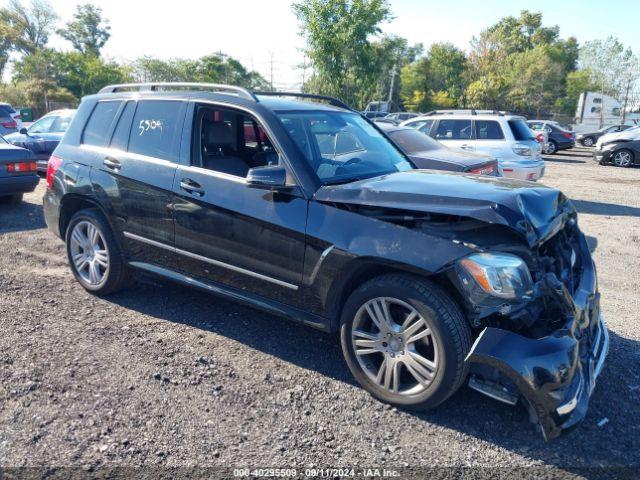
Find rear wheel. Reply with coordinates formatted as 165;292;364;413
582;137;595;147
612;149;634;167
340;274;472;410
65;209;128;294
545;140;557;155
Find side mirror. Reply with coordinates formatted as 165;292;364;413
246;165;288;190
19;127;28;135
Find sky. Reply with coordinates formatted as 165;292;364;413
9;0;640;89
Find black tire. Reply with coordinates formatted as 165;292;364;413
545;140;557;155
340;274;472;411
612;149;634;168
65;208;128;295
0;194;23;206
582;137;595;147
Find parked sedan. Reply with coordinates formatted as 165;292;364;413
0;135;38;205
577;124;633;147
593;137;640;167
527;120;575;154
378;123;499;175
0;104;19;136
4;109;76;172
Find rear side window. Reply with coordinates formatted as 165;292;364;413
434;119;472;140
110;101;137;151
474;120;504;140
508;119;535;141
83;101;121;146
128;100;182;161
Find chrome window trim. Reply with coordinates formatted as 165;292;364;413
123;231;299;291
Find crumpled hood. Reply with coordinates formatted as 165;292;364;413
314;170;574;247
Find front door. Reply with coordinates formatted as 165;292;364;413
432;119;474;152
171;103;308;308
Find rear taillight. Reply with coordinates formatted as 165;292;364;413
7;161;37;173
468;165;496;175
563;132;572;139
1;121;17;129
46;155;63;189
512;143;532;156
536;133;544;143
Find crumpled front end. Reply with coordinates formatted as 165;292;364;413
461;221;609;439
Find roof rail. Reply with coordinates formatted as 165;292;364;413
254;91;353;111
423;109;513;117
98;82;258;102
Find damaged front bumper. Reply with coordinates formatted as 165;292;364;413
464;233;609;440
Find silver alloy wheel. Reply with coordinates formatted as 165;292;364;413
583;137;594;147
69;220;109;286
545;141;556;154
613;150;632;167
352;297;439;396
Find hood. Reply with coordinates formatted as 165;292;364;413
314;170;573;247
598;128;640;146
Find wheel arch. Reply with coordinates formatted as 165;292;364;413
325;257;461;332
59;194;123;251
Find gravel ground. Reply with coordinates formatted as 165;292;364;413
0;147;638;478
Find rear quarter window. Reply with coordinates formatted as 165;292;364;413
508;119;535;141
83;101;122;146
127;100;183;161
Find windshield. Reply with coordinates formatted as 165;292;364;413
0;135;7;144
388;129;441;154
276;111;412;184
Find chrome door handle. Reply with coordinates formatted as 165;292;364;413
460;144;473;150
180;178;205;196
103;156;121;170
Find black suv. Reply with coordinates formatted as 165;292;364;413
44;83;608;439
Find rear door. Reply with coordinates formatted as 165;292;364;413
472;119;506;157
89;99;187;265
431;118;474;152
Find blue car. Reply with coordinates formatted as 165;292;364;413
4;109;76;173
0;135;38;205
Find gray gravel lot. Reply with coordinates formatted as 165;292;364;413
0;147;638;478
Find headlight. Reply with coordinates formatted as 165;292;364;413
458;253;533;299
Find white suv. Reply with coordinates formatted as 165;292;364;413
400;111;545;181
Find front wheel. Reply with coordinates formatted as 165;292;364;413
582;137;595;147
612;149;634;167
340;274;472;410
65;209;128;295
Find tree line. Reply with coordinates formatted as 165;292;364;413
1;0;638;120
0;0;270;116
293;0;640;118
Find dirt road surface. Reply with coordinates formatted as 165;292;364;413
0;147;638;478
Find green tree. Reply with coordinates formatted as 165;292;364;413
466;74;508;110
400;57;430;111
130;54;269;90
59;3;110;56
293;0;393;109
507;46;564;116
0;0;58;55
554;69;599;115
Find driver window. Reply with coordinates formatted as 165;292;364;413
193;105;279;178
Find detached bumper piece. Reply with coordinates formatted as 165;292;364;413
465;234;608;440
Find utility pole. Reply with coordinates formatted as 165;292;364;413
269;51;275;92
387;64;397;103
